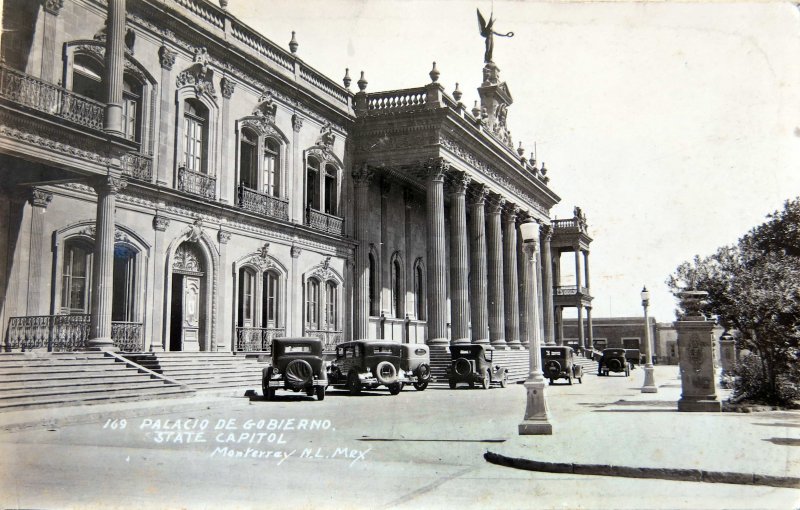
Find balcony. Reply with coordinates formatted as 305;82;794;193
178;165;216;200
6;314;144;352
305;207;344;236
0;63;104;131
122;153;153;182
238;184;289;220
555;285;590;297
235;326;286;353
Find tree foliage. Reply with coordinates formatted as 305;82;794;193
667;198;800;405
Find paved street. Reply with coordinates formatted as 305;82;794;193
1;366;798;509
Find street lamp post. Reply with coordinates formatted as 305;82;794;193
641;286;657;393
518;219;553;435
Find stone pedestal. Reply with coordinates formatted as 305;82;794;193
719;335;736;374
675;315;721;412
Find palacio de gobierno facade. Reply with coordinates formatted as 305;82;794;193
0;0;596;379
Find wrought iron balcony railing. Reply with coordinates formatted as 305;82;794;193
122;153;153;182
178;165;216;200
0;64;104;131
235;326;285;353
554;286;590;297
305;207;344;236
304;329;342;353
238;184;289;220
6;314;144;352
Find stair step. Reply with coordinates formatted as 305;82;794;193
0;380;183;400
0;387;194;410
0;373;161;388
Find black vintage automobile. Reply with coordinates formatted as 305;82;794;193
399;343;432;391
541;346;583;385
262;337;328;401
327;341;404;395
447;344;508;389
598;348;631;377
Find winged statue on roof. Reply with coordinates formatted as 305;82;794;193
477;8;514;64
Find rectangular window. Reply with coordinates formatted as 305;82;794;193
326;283;336;330
122;96;138;141
184;115;204;173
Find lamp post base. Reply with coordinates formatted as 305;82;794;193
518;379;553;435
641;364;657;393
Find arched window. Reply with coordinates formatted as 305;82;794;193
306;277;320;330
239;128;258;189
324;164;337;215
183;98;208;173
414;261;425;320
71;54;103;102
263;270;279;327
61;239;93;314
237;267;256;328
393;259;403;318
368;252;378;316
264;137;281;197
112;244;138;321
325;281;337;330
306;157;320;210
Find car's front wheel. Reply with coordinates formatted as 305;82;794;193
448;379;456;389
500;373;508;388
413;381;428;391
481;369;490;390
347;371;361;396
316;386;325;401
388;382;402;395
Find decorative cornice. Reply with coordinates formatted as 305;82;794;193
158;45;177;71
153;214;170;232
29;188;53;208
220;77;236;99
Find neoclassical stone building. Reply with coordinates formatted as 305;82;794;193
0;0;587;376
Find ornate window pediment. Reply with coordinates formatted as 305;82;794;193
177;47;216;98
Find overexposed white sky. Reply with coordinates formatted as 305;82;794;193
224;0;800;323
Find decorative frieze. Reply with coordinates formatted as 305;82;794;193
0;114;111;166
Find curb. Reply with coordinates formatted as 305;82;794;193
0;397;252;433
484;451;800;489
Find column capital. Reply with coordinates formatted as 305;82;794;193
423;157;449;181
158;45;177;71
540;222;553;241
468;183;489;206
403;187;416;208
502;203;520;223
486;193;506;215
218;229;232;244
291;245;302;258
220;77;236;99
352;164;375;187
152;214;170;232
380;177;391;197
447;170;470;196
42;0;64;15
292;114;304;132
29;188;53;208
92;175;127;196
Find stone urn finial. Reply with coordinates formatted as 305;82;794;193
540;162;547;176
429;61;440;83
343;68;351;89
472;100;481;118
357;71;368;92
453;82;462;102
219;0;228;9
289;31;299;54
517;142;525;157
677;290;709;320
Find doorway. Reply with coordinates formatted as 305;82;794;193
169;242;206;351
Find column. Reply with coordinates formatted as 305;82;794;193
486;193;506;347
25;189;52;315
88;176;127;350
503;204;520;347
103;0;126;136
425;159;448;345
540;224;556;346
291;115;303;223
574;244;583;291
290;244;302;335
448;171;470;345
150;214;169;351
468;184;489;344
587;306;594;351
352;164;373;340
574;244;584;351
217;229;231;351
577;303;585;351
40;1;64;82
556;306;564;345
584;250;591;292
516;216;528;348
219;78;235;203
157;46;176;186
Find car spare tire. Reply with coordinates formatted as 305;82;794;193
545;360;561;377
415;363;432;382
284;359;314;388
375;361;398;385
607;358;622;372
453;358;471;377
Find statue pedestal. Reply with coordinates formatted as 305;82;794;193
675;317;721;412
719;336;736;374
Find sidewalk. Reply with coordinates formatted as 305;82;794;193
486;365;800;489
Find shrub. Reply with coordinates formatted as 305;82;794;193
731;354;800;407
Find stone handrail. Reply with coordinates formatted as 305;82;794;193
555;286;590;296
173;0;224;29
299;66;349;105
0;64;104;131
367;87;427;112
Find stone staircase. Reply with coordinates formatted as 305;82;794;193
429;346;450;383
0;352;194;411
492;348;530;383
123;352;266;393
573;355;599;375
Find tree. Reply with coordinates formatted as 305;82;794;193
667;198;800;406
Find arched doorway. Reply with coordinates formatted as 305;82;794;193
169;242;206;351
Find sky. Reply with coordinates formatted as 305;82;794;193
223;0;800;323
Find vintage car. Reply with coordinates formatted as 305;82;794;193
541;346;583;385
327;341;404;395
262;337;327;401
625;348;641;367
446;344;508;389
399;343;432;391
598;348;631;377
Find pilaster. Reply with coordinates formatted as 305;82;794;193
219;78;235;204
156;46;177;186
217;229;231;351
149;213;169;351
25;188;52;315
352;164;374;340
40;0;64;82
